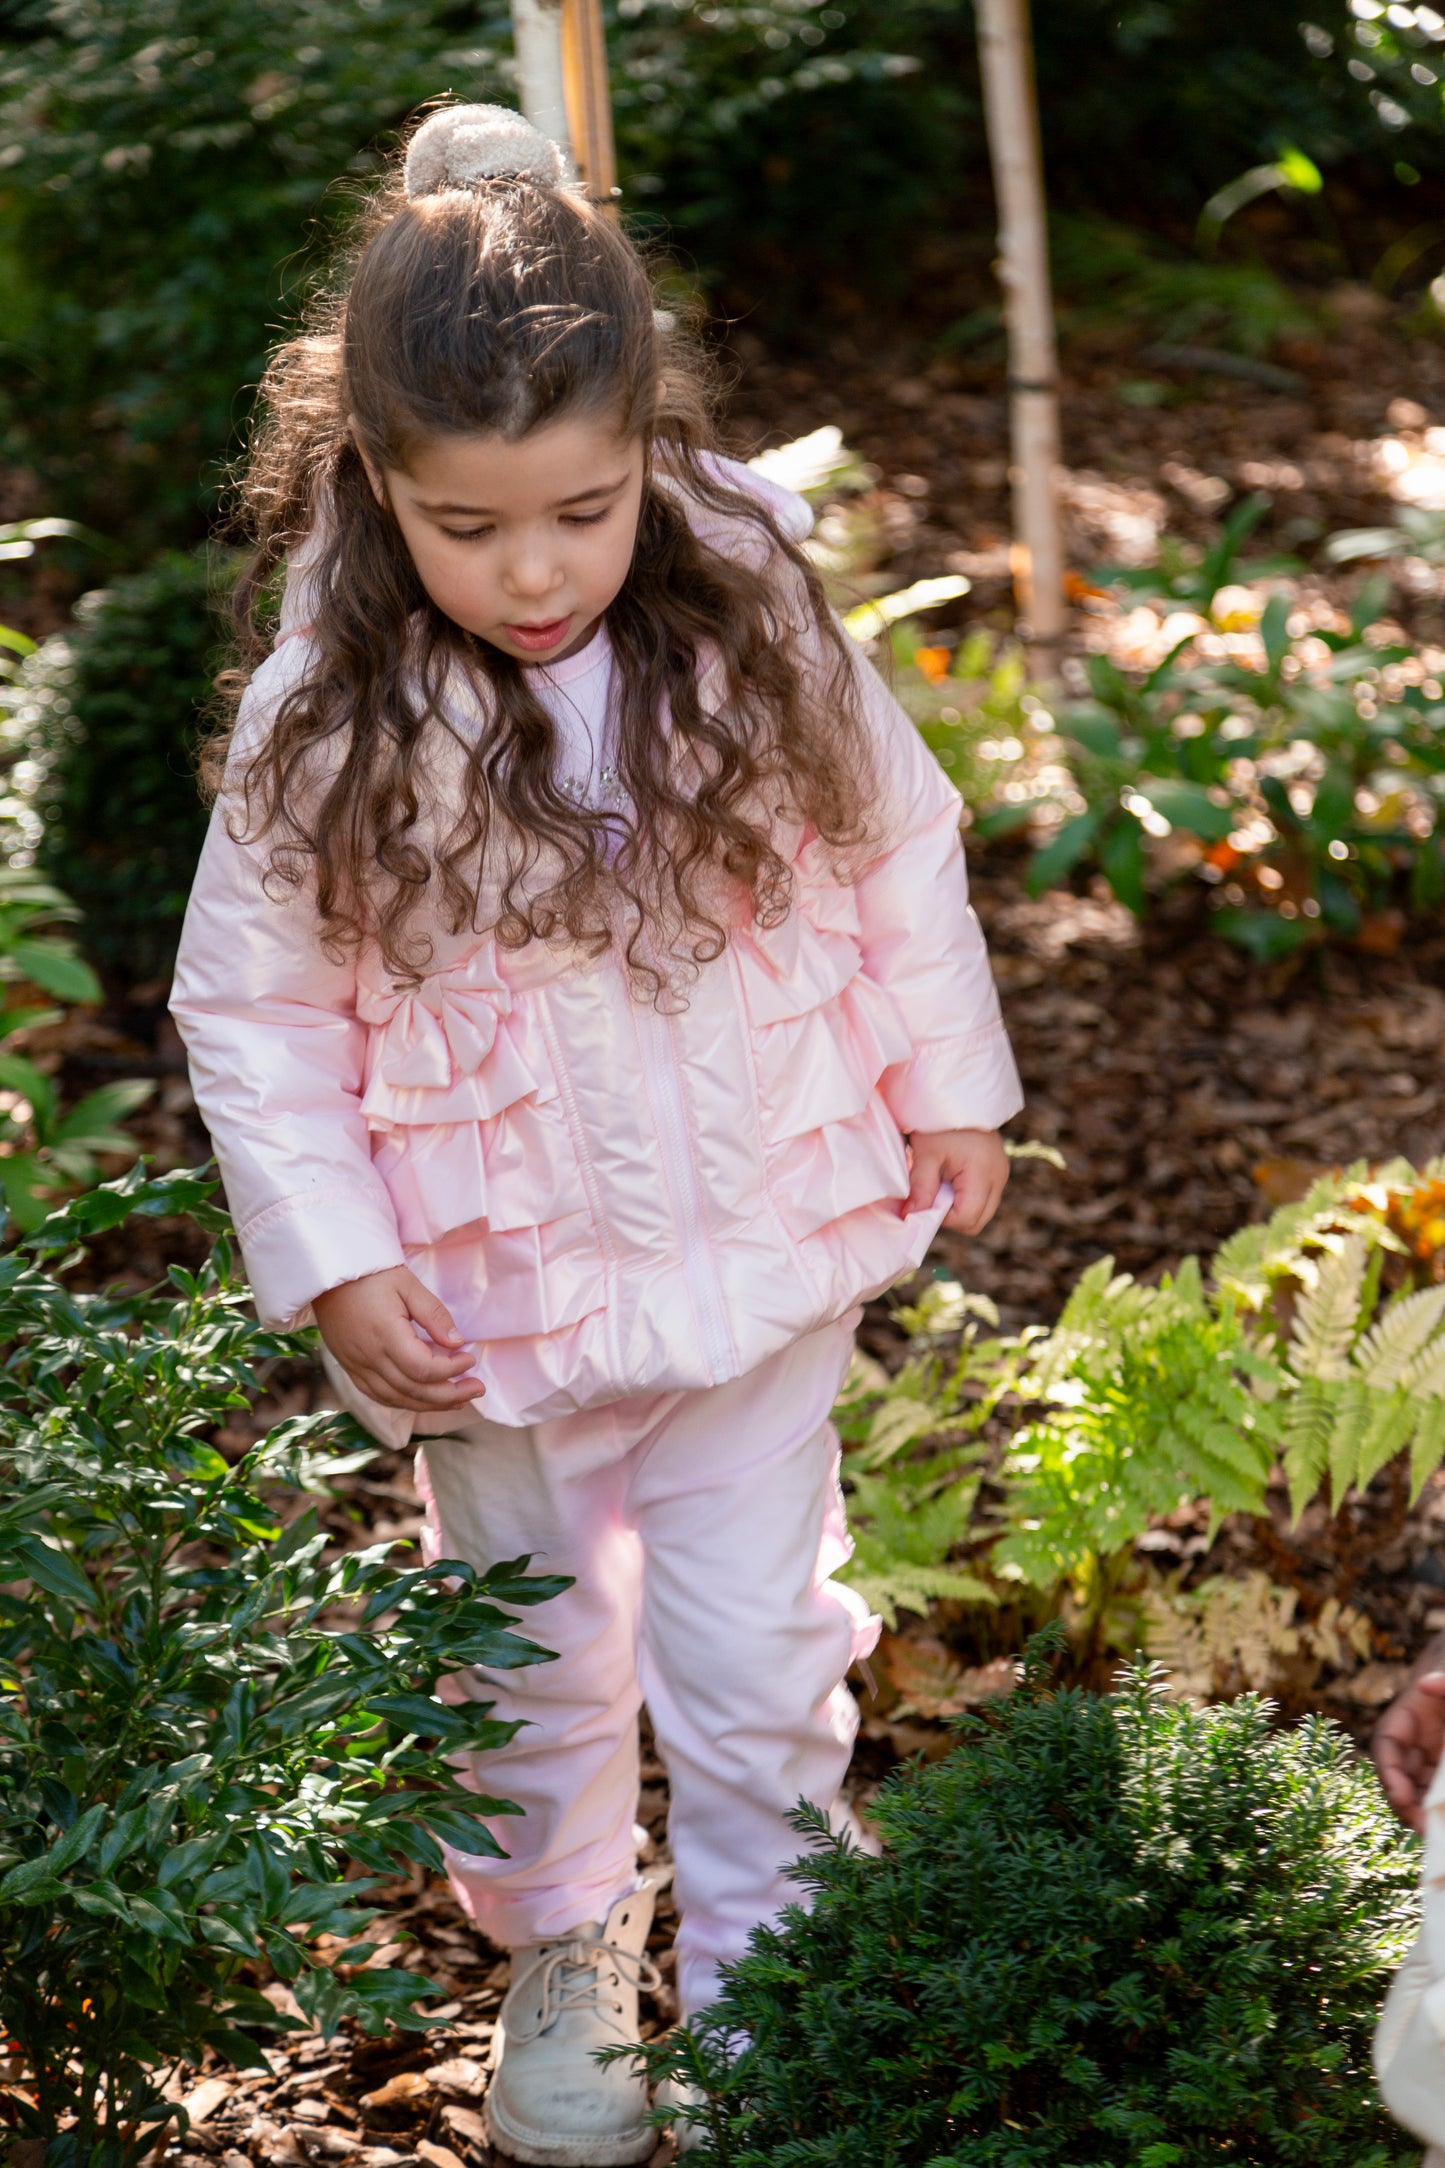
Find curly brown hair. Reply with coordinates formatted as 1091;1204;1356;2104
211;110;875;988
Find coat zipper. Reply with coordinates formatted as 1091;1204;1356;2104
639;999;733;1386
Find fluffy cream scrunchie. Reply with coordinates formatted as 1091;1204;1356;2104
403;103;565;199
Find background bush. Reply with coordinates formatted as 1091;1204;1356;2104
15;550;228;981
633;1659;1420;2166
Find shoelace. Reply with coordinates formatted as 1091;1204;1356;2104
507;1932;663;2045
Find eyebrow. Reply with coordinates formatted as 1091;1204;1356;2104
413;474;631;516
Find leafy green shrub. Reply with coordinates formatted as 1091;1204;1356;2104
999;543;1445;960
0;1163;564;2167
14;549;228;982
630;1659;1419;2166
0;868;154;1230
1048;212;1316;359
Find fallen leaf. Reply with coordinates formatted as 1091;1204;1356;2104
876;1632;1019;1720
360;2070;434;2111
1252;1157;1323;1206
417;2145;466;2168
441;2104;488;2144
292;2097;334;2122
182;2077;235;2127
425;2058;485;2097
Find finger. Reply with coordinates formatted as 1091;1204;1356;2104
387;1328;480;1385
944;1166;991;1234
357;1362;485;1412
906;1146;943;1215
398;1272;464;1348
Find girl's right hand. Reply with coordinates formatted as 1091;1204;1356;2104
1374;1662;1445;1833
313;1265;485;1413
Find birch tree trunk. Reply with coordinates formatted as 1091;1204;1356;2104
510;0;572;166
975;0;1067;667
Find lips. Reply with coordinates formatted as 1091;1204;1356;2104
504;615;573;653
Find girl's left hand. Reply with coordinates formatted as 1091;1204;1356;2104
905;1126;1009;1235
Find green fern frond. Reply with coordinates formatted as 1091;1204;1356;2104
1327;1375;1374;1500
1411;1395;1445;1501
1354;1387;1419;1494
1283;1375;1341;1522
1290;1235;1369;1382
837;1555;996;1632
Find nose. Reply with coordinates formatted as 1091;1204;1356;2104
502;536;564;603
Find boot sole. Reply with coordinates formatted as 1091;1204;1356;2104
482;2089;656;2167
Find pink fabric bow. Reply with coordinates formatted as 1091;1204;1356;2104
362;959;513;1090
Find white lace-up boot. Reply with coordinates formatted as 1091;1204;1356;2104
655;2073;707;2154
484;1880;660;2166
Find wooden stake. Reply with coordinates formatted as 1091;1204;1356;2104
562;0;619;215
975;0;1067;669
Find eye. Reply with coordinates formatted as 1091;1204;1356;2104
562;507;611;527
441;523;495;542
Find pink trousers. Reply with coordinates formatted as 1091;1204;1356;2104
416;1315;874;2016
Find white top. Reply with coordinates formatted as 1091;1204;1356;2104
525;623;620;811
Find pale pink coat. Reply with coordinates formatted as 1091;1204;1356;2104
169;465;1023;1447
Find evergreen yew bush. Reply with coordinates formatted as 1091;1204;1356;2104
15;550;225;981
0;1164;564;2165
635;1657;1420;2166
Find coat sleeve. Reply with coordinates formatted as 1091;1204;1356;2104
847;638;1024;1136
168;646;405;1328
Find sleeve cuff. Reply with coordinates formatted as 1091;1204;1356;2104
880;1024;1025;1136
236;1186;406;1330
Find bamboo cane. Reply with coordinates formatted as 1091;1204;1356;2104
510;0;617;214
974;0;1067;669
562;0;619;214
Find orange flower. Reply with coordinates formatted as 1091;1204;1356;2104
915;644;951;684
1345;1174;1445;1281
1064;570;1108;602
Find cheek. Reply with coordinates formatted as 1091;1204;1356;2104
416;542;495;616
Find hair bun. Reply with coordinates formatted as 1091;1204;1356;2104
404;104;566;199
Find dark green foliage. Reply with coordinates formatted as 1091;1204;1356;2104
0;0;517;541
21;550;227;981
630;1660;1419;2166
0;1164;565;2166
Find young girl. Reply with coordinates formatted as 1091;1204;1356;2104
171;102;1022;2165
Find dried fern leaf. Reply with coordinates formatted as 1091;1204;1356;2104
1355;1284;1445;1389
1404;1335;1445;1401
1290;1234;1369;1382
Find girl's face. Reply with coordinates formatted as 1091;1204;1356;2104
363;413;646;665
